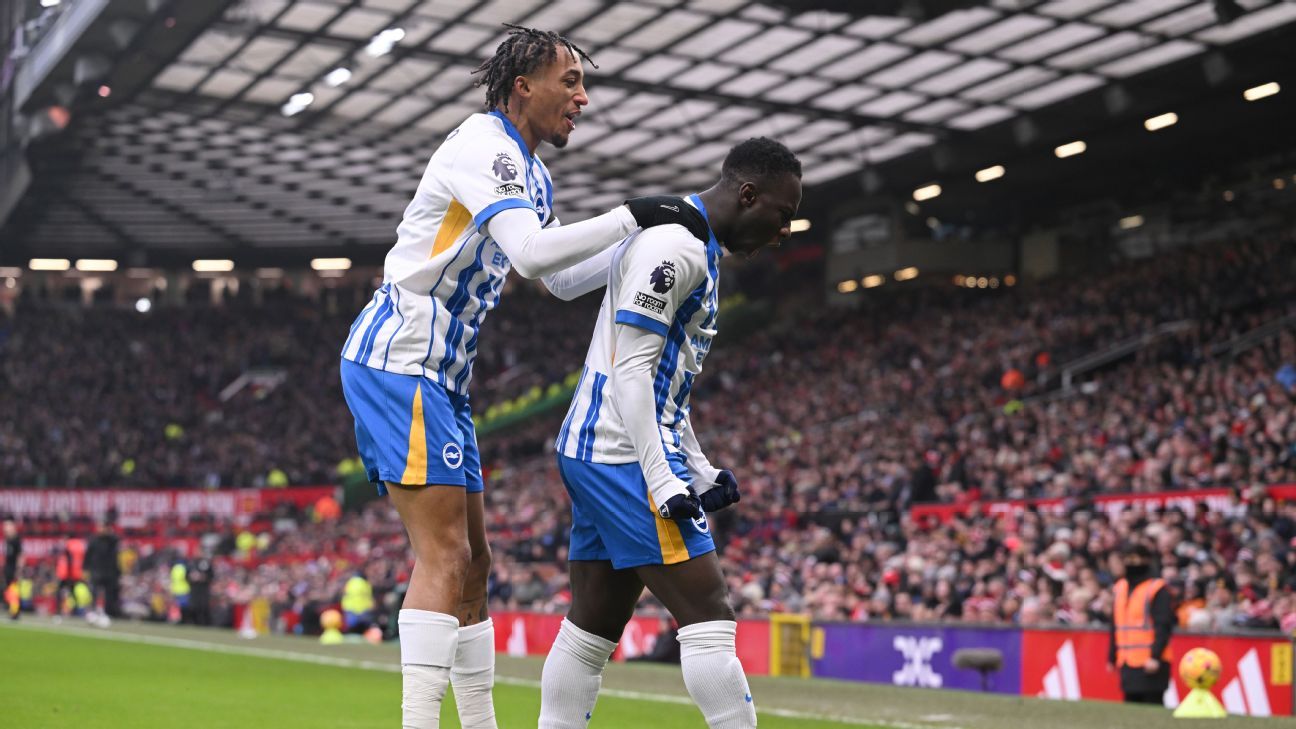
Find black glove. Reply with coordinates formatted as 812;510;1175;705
658;486;704;521
699;470;741;512
625;196;711;243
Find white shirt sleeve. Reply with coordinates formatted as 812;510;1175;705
610;322;692;510
679;416;721;492
486;206;635;280
541;245;615;301
607;229;708;509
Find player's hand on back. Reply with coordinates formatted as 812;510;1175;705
624;196;711;243
658;482;704;521
699;470;741;512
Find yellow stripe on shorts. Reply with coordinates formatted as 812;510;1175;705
400;384;427;484
647;490;691;564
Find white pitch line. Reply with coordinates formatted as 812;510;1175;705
2;621;960;729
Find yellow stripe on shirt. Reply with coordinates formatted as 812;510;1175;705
430;199;472;259
400;384;427;484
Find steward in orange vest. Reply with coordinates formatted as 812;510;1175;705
1107;543;1173;705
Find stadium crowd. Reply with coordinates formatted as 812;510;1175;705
0;283;597;488
3;227;1296;634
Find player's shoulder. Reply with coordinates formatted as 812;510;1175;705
626;224;709;265
622;226;708;293
438;114;520;164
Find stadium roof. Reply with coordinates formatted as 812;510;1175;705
5;0;1296;264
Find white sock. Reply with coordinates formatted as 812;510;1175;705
399;609;460;729
451;618;498;729
678;621;757;729
538;618;617;729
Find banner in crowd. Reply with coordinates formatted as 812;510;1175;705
0;486;337;524
1022;629;1293;716
910;484;1296;524
10;536;201;559
490;611;770;676
812;623;1022;694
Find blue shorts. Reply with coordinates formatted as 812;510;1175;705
340;359;483;494
557;453;715;570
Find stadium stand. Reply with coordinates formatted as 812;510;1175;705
4;218;1294;636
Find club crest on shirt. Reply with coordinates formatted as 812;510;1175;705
650;261;676;294
492;153;519;181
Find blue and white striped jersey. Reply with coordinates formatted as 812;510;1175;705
556;195;722;464
342;111;554;394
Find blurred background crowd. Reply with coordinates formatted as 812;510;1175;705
4;220;1294;637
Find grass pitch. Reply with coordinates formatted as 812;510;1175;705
2;619;1289;728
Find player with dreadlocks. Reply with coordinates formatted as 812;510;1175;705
340;24;710;729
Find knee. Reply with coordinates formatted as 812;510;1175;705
469;543;492;576
567;603;627;643
447;544;473;579
684;588;735;626
416;540;472;581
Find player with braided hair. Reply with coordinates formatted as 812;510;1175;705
340;23;710;729
472;24;596;116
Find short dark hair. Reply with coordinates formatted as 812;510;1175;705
720;137;802;187
472;24;596;112
1123;543;1154;561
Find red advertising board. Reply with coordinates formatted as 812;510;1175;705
912;485;1296;524
1022;629;1293;716
12;536;200;560
492;611;769;676
0;486;337;525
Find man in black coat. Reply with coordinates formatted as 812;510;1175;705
85;522;121;618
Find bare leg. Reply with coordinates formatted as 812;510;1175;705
568;560;644;640
388;483;471;729
633;551;733;627
388;483;471;614
458;492;492;626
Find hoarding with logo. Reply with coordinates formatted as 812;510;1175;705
1022;629;1293;716
812;623;1022;694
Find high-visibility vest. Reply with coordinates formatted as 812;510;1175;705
1114;577;1172;668
341;576;374;614
170;564;190;597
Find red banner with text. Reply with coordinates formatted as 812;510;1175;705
1022;629;1293;716
0;486;338;526
912;485;1296;524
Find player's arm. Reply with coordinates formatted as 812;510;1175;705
678;416;719;485
488;199;709;280
443;137;708;280
607;232;706;520
538;218;615;301
680;415;741;513
611;324;698;519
